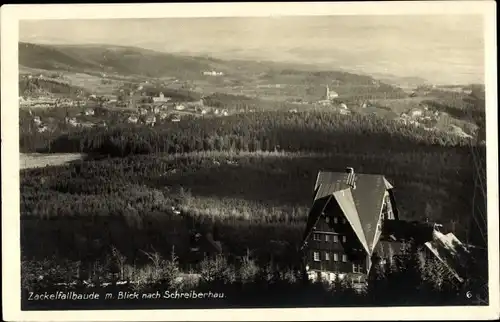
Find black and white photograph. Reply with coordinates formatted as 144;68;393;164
1;2;498;321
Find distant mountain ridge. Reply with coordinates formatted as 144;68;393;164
19;42;220;78
19;42;399;87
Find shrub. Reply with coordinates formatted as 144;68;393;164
238;250;259;284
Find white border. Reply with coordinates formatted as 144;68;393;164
2;2;498;321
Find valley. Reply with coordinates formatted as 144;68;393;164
18;42;487;308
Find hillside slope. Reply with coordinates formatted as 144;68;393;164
19;76;89;97
19;42;218;78
19;42;402;88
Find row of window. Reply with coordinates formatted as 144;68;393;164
312;252;365;273
313;233;347;243
313;251;347;262
324;216;347;225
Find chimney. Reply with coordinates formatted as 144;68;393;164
345;167;356;189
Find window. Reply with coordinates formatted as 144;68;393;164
342;217;346;224
325;235;330;242
353;264;363;273
342;254;348;262
325;252;330;261
325;216;330;223
313;233;321;241
313;252;320;261
333;217;338;224
383;194;395;220
342;235;347;243
333;253;339;261
333;235;339;243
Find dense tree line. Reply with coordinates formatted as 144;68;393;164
21;143;482;264
133;86;203;103
19;77;88;97
20;111;474;156
202;92;258;110
20;108;486;299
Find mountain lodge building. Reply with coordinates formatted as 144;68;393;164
300;167;473;287
301;167;398;284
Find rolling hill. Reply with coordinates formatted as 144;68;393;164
19;42;404;91
19;42;218;78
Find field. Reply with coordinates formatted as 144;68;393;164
20;153;85;170
372;97;428;114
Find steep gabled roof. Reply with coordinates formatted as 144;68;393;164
302;194;334;246
352;174;388;253
303;170;393;255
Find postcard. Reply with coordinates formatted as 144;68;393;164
1;1;498;321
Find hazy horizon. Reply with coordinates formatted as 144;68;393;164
20;16;485;85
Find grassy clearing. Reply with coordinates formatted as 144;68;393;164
372;97;427;114
20;153;85;170
178;194;310;223
60;72;124;95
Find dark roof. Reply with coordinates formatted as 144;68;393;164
303;170;393;255
382;219;435;243
302;194;334;247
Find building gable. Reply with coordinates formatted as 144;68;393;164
351;174;388;254
305;170;394;255
332;189;369;253
301;194;334;249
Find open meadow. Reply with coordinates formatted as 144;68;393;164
20;153;86;169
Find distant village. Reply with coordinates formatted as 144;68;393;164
20;73;478;140
19;74;234;133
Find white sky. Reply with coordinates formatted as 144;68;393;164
20;16;485;84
